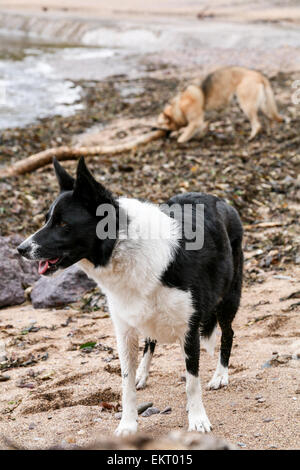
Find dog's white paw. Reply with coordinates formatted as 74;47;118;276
115;420;138;437
135;375;147;390
188;411;211;433
207;372;228;390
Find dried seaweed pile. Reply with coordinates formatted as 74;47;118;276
0;73;299;284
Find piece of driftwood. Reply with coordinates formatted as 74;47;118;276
0;129;166;178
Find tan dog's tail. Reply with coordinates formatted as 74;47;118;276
261;79;284;122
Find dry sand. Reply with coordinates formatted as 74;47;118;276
0;0;299;452
0;266;299;450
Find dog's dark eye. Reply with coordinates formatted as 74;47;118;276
58;221;68;228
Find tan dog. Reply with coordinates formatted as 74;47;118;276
158;66;284;142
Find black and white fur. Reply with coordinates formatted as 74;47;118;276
18;157;243;436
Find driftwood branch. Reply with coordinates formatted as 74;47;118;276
0;129;166;178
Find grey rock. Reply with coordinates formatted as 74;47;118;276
31;265;97;308
0;235;39;308
141;407;160;417
137;402;153;415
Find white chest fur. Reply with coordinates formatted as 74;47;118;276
78;197;193;343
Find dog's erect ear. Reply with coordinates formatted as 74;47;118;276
73;157;115;213
53;158;75;192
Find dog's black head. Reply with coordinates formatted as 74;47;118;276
17;157;119;276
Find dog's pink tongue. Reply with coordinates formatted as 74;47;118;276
38;258;59;275
38;260;49;275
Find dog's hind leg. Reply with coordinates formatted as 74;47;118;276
207;240;243;390
236;81;262;140
136;338;156;389
261;81;284;123
182;322;211;432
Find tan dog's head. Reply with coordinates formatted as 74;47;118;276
157;105;179;131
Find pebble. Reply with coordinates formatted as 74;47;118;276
137;402;153;415
273;275;293;280
29;423;36;430
160;406;172;414
257;398;266;403
115;412;122;420
93;418;102;423
0;374;10;382
263;418;273;423
77;430;85;435
237;442;247;448
141;407;160;417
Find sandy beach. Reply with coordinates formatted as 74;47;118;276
0;0;299;450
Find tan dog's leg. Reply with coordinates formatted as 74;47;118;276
177;119;206;143
178;86;206;143
260;81;284;123
236;81;262;140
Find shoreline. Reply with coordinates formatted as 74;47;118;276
1;1;300;23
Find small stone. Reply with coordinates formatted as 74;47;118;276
273;275;293;280
160;406;172;414
257;398;266;403
237;442;247;448
263;418;273;423
0;374;10;382
115;412;122;420
29;423;36;430
141;407;160;417
77;429;85;435
93;418;102;423
137;402;153;415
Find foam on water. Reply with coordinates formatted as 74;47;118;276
0;45;121;129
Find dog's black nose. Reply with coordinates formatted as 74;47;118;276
17;244;28;257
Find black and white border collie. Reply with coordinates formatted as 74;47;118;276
18;157;243;436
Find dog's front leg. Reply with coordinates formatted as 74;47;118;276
177;119;206;143
114;321;139;436
181;327;211;433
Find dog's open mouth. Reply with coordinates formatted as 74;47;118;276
38;258;60;275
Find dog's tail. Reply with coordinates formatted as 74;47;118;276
261;78;284;123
